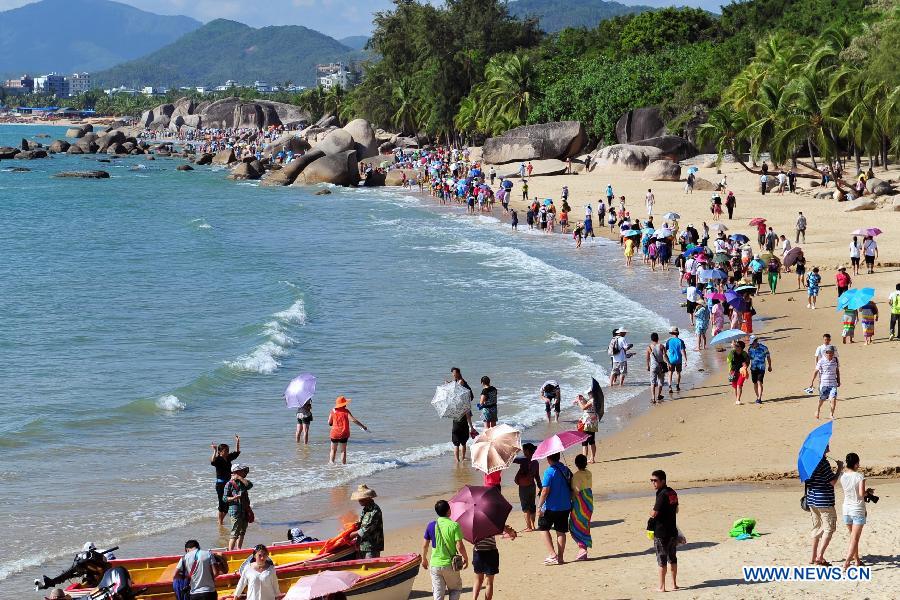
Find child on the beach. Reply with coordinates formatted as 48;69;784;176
327;396;368;464
513;443;541;531
806;267;821;308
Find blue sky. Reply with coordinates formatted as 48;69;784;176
0;0;727;38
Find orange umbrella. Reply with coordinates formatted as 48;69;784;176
471;424;521;474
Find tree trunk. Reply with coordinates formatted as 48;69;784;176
807;138;818;170
882;136;890;169
854;144;861;173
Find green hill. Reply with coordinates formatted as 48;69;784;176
339;36;370;50
0;0;200;76
93;19;359;88
508;0;651;32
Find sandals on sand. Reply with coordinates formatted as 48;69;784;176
543;555;559;566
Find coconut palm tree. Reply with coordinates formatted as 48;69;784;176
391;78;420;134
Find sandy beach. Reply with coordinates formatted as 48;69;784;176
369;158;900;598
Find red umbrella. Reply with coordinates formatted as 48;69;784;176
449;485;512;544
748;218;766;226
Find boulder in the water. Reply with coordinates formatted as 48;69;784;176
177;164;194;171
295;149;359;186
262;150;325;186
54;170;111;179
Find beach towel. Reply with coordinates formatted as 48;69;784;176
569;488;593;548
729;518;761;539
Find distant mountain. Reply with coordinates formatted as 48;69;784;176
339;36;370;51
0;0;201;77
94;19;359;88
508;0;651;32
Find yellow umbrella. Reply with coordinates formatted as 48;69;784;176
471;424;521;474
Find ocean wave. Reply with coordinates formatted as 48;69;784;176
155;394;185;412
226;298;307;374
545;332;583;346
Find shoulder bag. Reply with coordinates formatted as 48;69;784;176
800;482;810;512
435;520;464;571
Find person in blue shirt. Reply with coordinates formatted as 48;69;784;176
746;336;773;404
536;453;572;565
664;327;687;394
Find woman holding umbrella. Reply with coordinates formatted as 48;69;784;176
574;394;599;463
858;300;878;345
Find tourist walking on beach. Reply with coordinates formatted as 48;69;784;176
174;540;226;600
608;328;633;386
796;212;807;243
223;464;253;550
889;284;900;340
575;393;599;462
478;376;499;428
806;267;822;309
328;396;368;464
349;484;384;558
649;470;679;592
727;340;750;405
841;304;858;344
542;381;561;423
836;266;852;299
810;345;840;419
569;454;593;561
685;171;695;194
645;189;655;217
538;453;573;565
211;435;241;526
233;544;279;600
646;333;668;404
858;300;878;345
694;301;710;350
624;233;636;266
514;443;541;531
747;336;772;404
665;327;687;395
840;452;871;570
422;500;468;600
725;191;736;219
814;334;839;364
849;238;861;275
805;447;842;566
449;368;476;462
471;522;516;600
766;255;781;294
862;235;878;274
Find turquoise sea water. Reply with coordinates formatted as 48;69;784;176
0;125;684;591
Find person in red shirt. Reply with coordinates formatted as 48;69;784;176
756;222;767;248
328;396;368;464
835;266;852;299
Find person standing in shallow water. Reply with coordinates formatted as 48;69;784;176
328;396;368;464
211;435;241;526
478;376;498;428
449;367;477;462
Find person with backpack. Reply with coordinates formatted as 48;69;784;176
537;453;573;565
664;328;687;394
173;540;226;600
608;328;633;386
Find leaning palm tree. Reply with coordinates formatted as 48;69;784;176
773;74;844;170
391;79;420;134
696;106;754;170
479;53;537;133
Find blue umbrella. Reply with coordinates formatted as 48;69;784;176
687;166;699;174
501;180;513;189
837;287;875;311
544;198;553;206
699;268;727;281
641;227;655;235
798;421;833;481
623;229;641;237
709;329;746;346
729;234;750;244
685;246;705;257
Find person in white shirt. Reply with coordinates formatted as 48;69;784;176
645;189;655;217
813;333;839;364
608;328;633;386
839;452;871;571
862;237;878;274
233;545;279;600
849;237;861;275
685;284;702;326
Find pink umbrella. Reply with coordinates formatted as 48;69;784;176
532;430;589;460
449;485;512;544
283;570;361;600
708;292;727;302
695;256;708;264
850;228;882;237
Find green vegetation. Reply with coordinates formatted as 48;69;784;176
92;19;360;88
506;0;649;33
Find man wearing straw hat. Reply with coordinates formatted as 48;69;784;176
44;590;72;600
349;484;384;558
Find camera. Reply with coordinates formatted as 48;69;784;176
864;489;879;504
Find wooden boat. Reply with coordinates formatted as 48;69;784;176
223;554;422;600
65;539;356;600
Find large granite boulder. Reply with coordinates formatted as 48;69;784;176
343;119;378;159
54;170;110;179
171;97;196;118
315;114;338;128
644;159;682;181
212;149;236;165
75;139;99;153
483;121;586;164
21;138;41;150
15;149;48;159
693;177;715;191
866;177;893;196
0;146;20;159
843;198;877;211
65;126;87;138
295;150;359;186
315;129;355;155
493;159;569;178
262;150;325;186
97;130;126;152
195;153;213;166
229;161;262;180
616;107;667;143
266;132;311;157
66;145;84;154
596;144;664;170
48;140;71;153
633;135;697;161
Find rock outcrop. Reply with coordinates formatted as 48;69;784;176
342;119;378;159
262;150;325;186
483;121;587;164
229;161;263;180
177;164;194;171
14;149;48;159
54;170;110;179
494;159;569;178
212;149;236;165
644;159;682;181
48;140;71;153
295;150;359;186
315;129;355;155
633;136;697;161
843;198;877;211
596;144;664;170
0;146;21;159
866;177;894;196
616;107;667;144
195;153;213;166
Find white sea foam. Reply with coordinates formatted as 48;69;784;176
227;298;307;374
156;394;185;411
545;332;583;346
